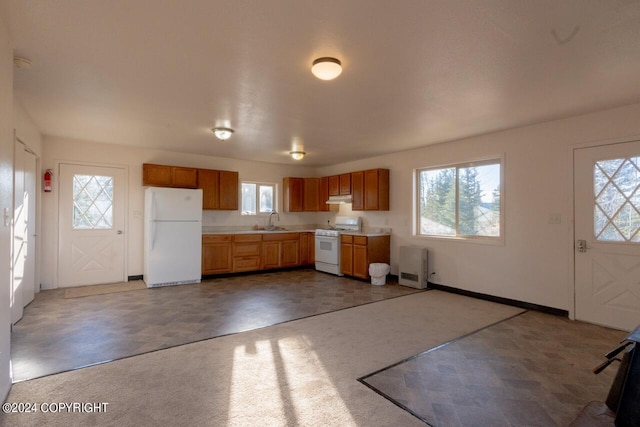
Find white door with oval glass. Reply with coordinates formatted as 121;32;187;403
58;163;126;287
574;141;640;331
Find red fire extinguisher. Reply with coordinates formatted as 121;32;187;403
44;169;53;192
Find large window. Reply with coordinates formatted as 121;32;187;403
241;182;276;215
416;158;502;240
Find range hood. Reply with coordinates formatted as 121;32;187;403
326;195;352;204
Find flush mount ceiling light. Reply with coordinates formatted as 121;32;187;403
211;127;234;141
290;151;306;160
311;57;342;80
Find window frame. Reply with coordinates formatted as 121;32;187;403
240;181;278;216
413;155;505;245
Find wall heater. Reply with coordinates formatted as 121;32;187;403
398;246;428;289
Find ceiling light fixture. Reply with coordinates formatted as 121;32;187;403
212;127;234;141
290;151;306;160
311;57;342;80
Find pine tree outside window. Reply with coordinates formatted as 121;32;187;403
416;158;503;241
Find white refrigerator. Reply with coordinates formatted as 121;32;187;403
144;187;203;288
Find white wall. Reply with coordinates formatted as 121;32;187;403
319;103;640;312
0;12;14;401
40;136;323;289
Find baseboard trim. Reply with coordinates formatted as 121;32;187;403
428;282;569;317
128;275;143;281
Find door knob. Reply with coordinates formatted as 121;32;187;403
576;239;588;253
117;230;123;235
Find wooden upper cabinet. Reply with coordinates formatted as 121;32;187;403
351;168;389;211
351;171;364;210
328;175;340;196
172;167;199;188
287;169;388;213
143;163;197;188
364;168;389;210
319;176;330;212
143;164;172;186
283;177;303;212
219;170;239;210
303;178;320;211
198;169;238;210
199;169;220;210
339;173;351;195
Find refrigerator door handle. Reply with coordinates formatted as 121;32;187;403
150;191;157;250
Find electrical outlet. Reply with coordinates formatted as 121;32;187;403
3;208;9;227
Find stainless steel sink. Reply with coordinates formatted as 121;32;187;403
265;226;289;231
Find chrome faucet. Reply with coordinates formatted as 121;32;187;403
267;210;280;230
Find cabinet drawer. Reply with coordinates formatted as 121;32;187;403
233;256;261;271
234;234;262;243
263;232;299;241
353;236;368;246
341;235;353;244
233;242;261;257
202;235;232;243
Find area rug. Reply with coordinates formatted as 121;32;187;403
63;280;147;298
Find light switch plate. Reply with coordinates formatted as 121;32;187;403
548;213;562;224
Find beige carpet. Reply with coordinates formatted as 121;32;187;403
63;280;147;298
2;291;523;426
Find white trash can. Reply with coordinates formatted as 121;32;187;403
369;263;390;285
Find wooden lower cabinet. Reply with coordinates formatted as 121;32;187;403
262;241;280;269
202;235;232;274
203;232;311;275
281;239;300;267
232;234;262;272
299;232;315;265
340;234;390;280
353;241;368;278
262;233;299;269
340;235;354;276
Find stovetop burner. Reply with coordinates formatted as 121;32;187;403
315;216;362;237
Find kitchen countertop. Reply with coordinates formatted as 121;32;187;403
202;228;317;235
340;231;391;237
203;228;391;237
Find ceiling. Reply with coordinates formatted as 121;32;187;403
2;1;640;166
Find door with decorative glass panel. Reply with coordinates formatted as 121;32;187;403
574;141;640;331
58;163;126;287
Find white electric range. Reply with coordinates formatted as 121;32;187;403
315;216;362;276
